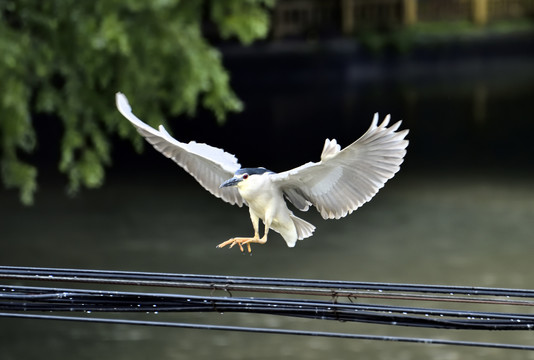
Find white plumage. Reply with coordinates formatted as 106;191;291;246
116;93;243;207
272;114;409;220
116;92;409;252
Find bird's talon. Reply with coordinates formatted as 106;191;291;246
216;237;259;253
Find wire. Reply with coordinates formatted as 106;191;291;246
2;312;534;351
1;285;534;330
2;266;534;350
2;266;534;303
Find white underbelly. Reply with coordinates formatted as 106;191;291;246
237;174;298;243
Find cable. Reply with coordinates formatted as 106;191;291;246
2;266;534;302
2;266;534;350
2;284;534;330
1;312;534;351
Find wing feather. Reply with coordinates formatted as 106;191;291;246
271;114;409;219
116;92;244;207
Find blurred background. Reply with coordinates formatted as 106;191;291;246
1;1;534;359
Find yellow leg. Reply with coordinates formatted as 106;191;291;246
216;237;258;253
216;232;268;253
217;213;270;253
242;236;267;248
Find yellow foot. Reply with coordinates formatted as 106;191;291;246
216;237;258;253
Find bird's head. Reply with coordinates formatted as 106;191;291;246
220;168;273;188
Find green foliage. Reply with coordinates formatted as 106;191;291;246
0;0;273;204
212;0;274;45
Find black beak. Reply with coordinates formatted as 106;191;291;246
220;177;242;188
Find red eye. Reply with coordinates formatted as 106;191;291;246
243;174;249;180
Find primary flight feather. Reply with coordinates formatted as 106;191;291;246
116;92;409;252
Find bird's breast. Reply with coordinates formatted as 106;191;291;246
239;186;275;212
237;175;285;218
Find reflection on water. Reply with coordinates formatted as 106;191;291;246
1;170;533;359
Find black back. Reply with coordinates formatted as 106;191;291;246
235;167;274;176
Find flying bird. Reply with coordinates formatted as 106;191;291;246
116;92;409;252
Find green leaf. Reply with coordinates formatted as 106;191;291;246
1;158;37;205
0;0;271;205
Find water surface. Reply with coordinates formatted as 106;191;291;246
1;45;534;359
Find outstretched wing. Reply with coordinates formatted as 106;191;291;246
271;114;409;219
116;92;244;207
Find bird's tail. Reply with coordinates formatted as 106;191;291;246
291;215;315;241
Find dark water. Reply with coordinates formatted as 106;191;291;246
2;171;534;359
1;45;534;359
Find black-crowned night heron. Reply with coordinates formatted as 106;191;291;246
116;93;409;253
